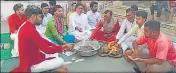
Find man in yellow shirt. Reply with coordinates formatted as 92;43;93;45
116;11;148;54
66;2;76;25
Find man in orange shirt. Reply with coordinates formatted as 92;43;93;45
132;20;176;73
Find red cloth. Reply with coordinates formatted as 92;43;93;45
10;21;63;72
90;20;120;43
8;13;27;34
169;1;176;8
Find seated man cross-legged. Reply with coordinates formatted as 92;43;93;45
131;20;176;73
115;8;136;53
45;5;75;45
10;5;71;72
8;3;27;58
116;11;148;54
68;3;92;42
90;10;120;43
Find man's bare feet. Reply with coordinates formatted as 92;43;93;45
55;66;68;73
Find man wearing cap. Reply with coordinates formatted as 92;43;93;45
10;5;70;72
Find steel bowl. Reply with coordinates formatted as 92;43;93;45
74;40;100;57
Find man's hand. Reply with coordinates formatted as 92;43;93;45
115;39;119;43
132;40;139;58
90;38;97;41
75;26;82;32
114;39;120;48
92;39;97;41
62;44;74;51
92;39;98;43
62;45;67;49
128;56;142;62
115;43;121;48
62;42;66;45
131;50;139;59
55;66;68;73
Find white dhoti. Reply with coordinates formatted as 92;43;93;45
72;30;92;41
31;57;64;72
32;50;63;72
10;32;19;58
11;25;50;58
120;36;137;53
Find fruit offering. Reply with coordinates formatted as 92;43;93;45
99;41;122;58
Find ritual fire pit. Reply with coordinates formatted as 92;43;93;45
74;41;100;57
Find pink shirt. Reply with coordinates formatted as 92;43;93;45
137;32;176;67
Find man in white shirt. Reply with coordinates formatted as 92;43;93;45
68;3;92;41
116;11;148;54
116;8;136;53
36;3;52;36
87;1;101;29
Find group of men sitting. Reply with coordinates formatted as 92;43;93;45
6;0;176;73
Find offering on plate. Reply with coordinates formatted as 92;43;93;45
74;40;100;57
99;46;109;57
99;41;122;58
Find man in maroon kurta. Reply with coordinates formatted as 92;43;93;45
8;3;27;58
8;3;27;34
90;10;120;43
10;5;69;72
